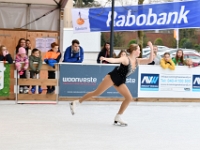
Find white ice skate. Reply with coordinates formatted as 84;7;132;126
113;114;128;127
69;100;80;115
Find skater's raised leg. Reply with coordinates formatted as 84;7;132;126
70;75;113;115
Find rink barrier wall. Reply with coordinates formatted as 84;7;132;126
138;65;200;99
58;63;200;102
16;63;59;104
1;62;200;102
59;63;138;99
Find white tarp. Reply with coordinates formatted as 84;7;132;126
0;0;56;5
30;6;59;30
0;4;27;29
0;3;59;30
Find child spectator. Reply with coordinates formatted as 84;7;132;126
29;48;43;94
44;42;61;94
0;45;13;64
153;45;162;65
148;51;157;65
160;52;175;70
172;49;185;66
117;50;127;58
185;58;200;68
15;47;29;93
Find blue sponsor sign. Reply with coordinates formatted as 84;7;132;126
140;73;159;91
192;75;200;92
59;64;138;97
72;1;200;33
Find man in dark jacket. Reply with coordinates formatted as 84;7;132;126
63;39;84;63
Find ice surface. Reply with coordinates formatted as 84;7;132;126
0;101;200;150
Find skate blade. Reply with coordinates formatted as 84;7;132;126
113;121;128;127
69;102;75;115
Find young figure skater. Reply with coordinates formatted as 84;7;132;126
70;41;154;126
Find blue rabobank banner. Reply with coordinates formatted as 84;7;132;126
72;1;200;33
59;64;138;98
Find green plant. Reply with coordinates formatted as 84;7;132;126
194;44;200;51
128;39;137;46
154;38;163;45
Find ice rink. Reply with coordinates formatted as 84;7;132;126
1;101;200;150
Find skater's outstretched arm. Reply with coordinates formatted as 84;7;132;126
137;41;154;65
100;55;128;65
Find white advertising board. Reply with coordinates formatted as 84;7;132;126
138;65;200;98
63;28;101;52
0;62;6;90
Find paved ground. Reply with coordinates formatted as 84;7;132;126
1;101;200;150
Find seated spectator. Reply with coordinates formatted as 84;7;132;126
0;45;13;64
172;49;185;66
185;58;200;68
63;39;84;63
29;48;43;94
160;52;175;70
148;52;156;65
153;45;162;65
44;42;61;94
117;50;127;58
97;42;116;64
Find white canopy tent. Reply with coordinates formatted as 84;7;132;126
0;0;69;30
0;0;57;5
0;0;69;52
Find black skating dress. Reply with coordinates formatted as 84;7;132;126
108;57;138;86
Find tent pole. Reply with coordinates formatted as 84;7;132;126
110;0;115;58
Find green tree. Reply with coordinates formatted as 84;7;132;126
168;38;177;48
74;0;100;7
180;29;196;39
138;0;145;58
114;32;124;47
101;33;106;47
179;38;187;48
143;33;148;47
183;39;193;49
179;29;197;49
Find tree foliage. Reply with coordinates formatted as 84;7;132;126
73;0;100;7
